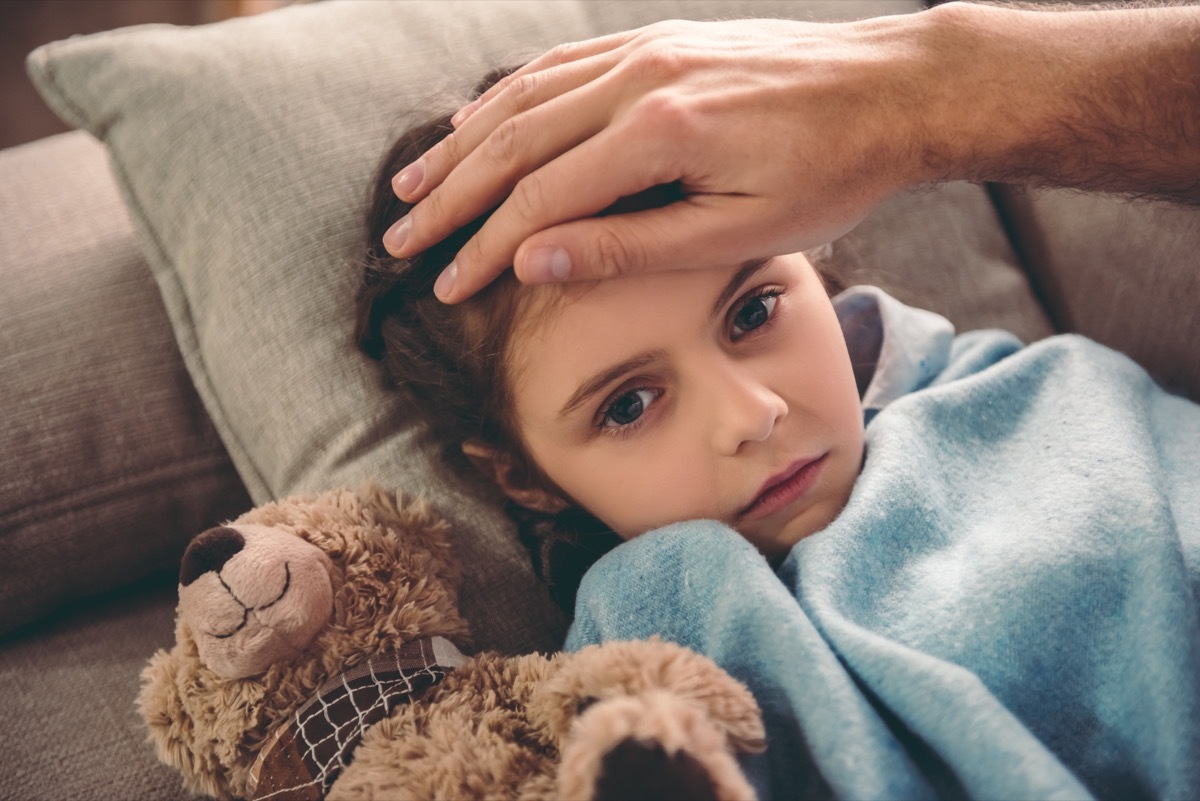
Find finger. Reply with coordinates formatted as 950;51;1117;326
453;29;641;127
516;195;769;284
392;72;623;263
395;51;619;211
439;116;691;302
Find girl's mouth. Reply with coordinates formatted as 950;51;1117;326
738;454;827;521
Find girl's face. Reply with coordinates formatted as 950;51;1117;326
509;253;864;558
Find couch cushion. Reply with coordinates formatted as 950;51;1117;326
0;131;251;636
0;572;182;799
834;182;1054;345
991;185;1200;401
24;0;1050;655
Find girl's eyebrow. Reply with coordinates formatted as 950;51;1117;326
556;257;774;421
710;257;772;319
557;350;666;421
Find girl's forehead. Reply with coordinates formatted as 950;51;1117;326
513;268;727;354
506;257;817;402
512;253;815;351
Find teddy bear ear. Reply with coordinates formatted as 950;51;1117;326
137;648;178;746
686;663;767;755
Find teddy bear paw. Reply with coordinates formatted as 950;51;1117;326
558;691;756;801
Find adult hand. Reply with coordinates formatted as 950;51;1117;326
384;3;1200;303
383;14;927;302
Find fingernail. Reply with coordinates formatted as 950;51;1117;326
524;246;571;283
392;159;425;198
383;216;411;254
451;103;476;128
434;261;457;301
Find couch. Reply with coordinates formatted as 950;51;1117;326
1;1;1197;798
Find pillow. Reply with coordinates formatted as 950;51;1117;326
26;0;1048;653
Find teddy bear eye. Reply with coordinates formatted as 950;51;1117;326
575;696;600;717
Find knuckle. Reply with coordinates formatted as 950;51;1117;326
544;41;581;66
485;118;525;168
507;174;547;223
640;19;679;41
420;184;474;236
505;72;542;111
633;91;697;139
436;130;464;167
415;189;445;230
629;44;687;82
590;229;639;280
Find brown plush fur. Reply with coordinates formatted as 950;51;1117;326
139;487;764;801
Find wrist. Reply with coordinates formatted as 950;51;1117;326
908;2;1066;187
830;6;973;196
890;1;1027;188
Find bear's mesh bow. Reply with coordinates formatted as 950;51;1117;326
246;636;467;800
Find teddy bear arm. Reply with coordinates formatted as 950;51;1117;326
328;663;569;801
137;646;248;801
558;692;758;801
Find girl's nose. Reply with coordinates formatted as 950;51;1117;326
710;367;788;456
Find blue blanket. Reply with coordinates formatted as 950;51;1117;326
566;288;1200;800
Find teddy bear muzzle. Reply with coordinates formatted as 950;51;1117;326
177;523;335;680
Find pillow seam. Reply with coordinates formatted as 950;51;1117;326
31;41;95;135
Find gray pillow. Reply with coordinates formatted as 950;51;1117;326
26;0;1047;653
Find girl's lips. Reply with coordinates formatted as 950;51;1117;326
738;454;827;521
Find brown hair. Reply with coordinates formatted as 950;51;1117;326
356;68;620;614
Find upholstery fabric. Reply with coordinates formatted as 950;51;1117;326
992;185;1200;401
0;573;184;800
29;0;1035;657
834;182;1054;344
0;131;250;636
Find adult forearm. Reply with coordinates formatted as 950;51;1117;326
913;1;1200;202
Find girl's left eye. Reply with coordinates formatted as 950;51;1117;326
731;291;780;340
600;388;658;430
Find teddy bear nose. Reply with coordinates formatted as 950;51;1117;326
179;526;245;586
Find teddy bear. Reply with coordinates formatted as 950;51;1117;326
137;485;766;801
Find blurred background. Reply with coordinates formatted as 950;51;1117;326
1;0;290;150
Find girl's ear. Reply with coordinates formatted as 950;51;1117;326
462;441;569;514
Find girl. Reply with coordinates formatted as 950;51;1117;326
357;72;1200;801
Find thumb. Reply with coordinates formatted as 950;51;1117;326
514;197;761;284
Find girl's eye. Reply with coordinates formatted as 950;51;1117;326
731;292;780;339
601;388;657;429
